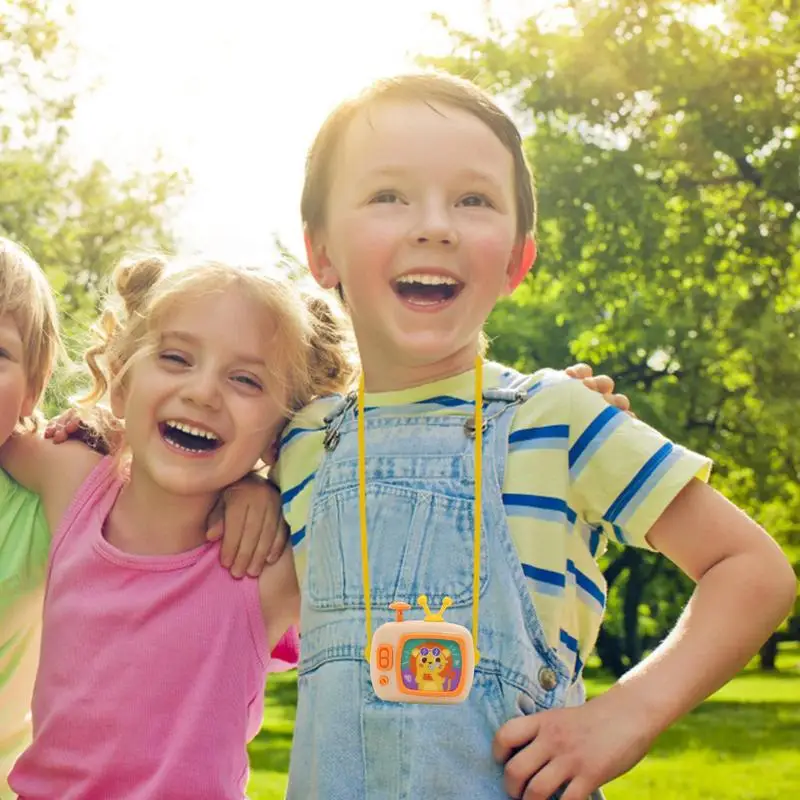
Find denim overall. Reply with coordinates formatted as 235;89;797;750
287;379;600;800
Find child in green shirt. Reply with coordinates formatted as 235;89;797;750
0;238;59;798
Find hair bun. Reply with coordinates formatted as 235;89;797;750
115;256;166;316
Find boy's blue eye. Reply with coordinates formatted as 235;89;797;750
459;194;493;208
0;348;9;359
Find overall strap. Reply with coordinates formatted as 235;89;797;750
322;393;356;452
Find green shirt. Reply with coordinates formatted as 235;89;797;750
0;469;49;797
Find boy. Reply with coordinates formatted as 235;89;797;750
0;238;58;799
275;73;795;799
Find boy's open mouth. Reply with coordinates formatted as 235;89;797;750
159;420;223;454
391;273;464;307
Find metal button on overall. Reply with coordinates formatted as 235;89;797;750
538;666;558;691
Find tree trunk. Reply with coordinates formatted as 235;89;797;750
759;634;779;671
595;626;627;678
623;551;644;666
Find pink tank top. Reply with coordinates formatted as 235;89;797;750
9;457;298;799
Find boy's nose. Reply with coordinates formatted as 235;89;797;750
411;205;459;247
416;232;454;245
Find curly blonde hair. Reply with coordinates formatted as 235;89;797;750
82;254;358;419
0;237;62;432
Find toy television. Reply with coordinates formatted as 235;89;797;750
369;596;476;704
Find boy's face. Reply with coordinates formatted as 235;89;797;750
0;312;34;445
308;99;533;388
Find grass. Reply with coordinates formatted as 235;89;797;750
247;643;800;799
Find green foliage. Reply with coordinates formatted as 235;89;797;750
423;0;799;671
0;0;184;411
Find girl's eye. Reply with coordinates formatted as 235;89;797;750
370;191;402;204
458;194;494;208
232;374;263;391
0;347;9;360
159;352;190;366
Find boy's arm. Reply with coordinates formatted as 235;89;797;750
495;481;794;800
0;434;101;533
493;381;796;800
45;407;290;577
616;479;795;727
207;474;289;578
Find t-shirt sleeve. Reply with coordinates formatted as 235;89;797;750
0;469;51;590
272;395;342;584
564;379;712;550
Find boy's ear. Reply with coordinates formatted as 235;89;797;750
20;391;36;420
504;236;537;293
304;229;340;291
261;438;279;467
261;416;289;467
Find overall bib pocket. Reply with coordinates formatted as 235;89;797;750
307;479;489;611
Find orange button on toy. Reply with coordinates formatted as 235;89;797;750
377;644;393;670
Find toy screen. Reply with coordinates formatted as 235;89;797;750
399;637;464;694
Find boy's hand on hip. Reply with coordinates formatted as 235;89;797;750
492;691;655;800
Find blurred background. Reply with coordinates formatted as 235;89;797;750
1;1;797;797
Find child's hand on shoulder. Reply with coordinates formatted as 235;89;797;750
45;406;124;455
207;474;288;579
565;363;633;416
493;688;655;799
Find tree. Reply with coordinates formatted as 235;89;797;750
425;0;799;674
1;0;184;408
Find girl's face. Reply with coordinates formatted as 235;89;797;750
114;286;286;499
0;312;34;445
307;99;532;389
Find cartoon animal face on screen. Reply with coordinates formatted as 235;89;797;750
409;642;457;692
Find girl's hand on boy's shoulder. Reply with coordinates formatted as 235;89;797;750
493;689;655;800
207;474;289;579
565;363;633;416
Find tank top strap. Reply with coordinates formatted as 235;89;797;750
50;456;124;558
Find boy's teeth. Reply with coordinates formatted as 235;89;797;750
396;274;458;286
166;420;219;441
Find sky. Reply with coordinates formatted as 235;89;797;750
65;0;538;264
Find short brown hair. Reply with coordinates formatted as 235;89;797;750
301;72;536;241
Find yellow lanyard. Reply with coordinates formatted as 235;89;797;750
358;356;483;663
